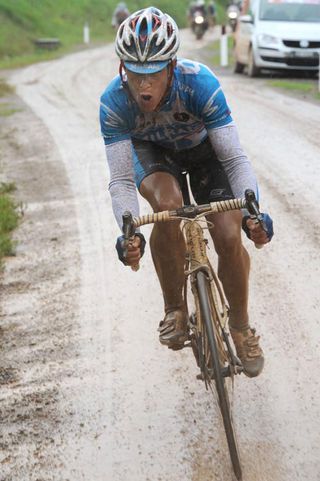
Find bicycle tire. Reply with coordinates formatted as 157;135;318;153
197;270;242;481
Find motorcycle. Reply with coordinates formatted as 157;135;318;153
191;10;209;39
227;4;240;32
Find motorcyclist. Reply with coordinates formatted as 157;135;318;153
227;2;241;32
111;2;130;29
100;7;274;378
192;0;208;16
190;0;209;35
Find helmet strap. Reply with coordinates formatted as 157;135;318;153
154;59;176;112
119;60;133;98
119;59;176;111
119;60;126;83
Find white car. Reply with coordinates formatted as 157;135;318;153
233;0;320;76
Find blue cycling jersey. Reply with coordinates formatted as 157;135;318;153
100;58;233;150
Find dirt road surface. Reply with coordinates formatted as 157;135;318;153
1;28;319;481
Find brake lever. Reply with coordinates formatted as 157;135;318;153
245;189;267;249
122;211;139;271
245;189;268;232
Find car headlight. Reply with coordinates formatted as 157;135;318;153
257;34;279;47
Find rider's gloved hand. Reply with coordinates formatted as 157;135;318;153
242;213;274;244
116;233;146;266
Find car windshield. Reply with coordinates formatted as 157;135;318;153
259;0;320;22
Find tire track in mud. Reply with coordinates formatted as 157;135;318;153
1;28;319;481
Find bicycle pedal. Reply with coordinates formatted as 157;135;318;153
196;370;215;381
167;337;192;351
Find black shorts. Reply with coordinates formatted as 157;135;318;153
132;137;234;204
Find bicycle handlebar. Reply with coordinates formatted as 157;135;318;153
132;197;247;228
122;189;265;269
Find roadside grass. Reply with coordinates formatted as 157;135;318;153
0;36;114;70
0;78;14;96
206;35;234;66
0;79;20;116
0;103;21;117
0;182;21;266
267;79;320;101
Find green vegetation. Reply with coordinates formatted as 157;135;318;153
268;80;313;92
268;79;320;101
0;78;14;96
0;0;213;68
207;35;234;66
0;103;21;117
0;79;19;116
0;182;20;266
0;0;112;67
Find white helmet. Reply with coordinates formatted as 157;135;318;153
115;7;180;74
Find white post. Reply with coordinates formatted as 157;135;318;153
83;22;90;44
220;25;228;67
318;50;320;93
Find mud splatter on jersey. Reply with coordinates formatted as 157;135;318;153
100;58;233;151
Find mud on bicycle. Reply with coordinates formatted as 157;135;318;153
121;188;268;481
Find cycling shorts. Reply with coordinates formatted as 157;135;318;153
132;136;234;204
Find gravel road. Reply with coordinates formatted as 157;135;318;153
1;28;319;481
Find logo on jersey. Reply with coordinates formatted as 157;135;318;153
173;112;190;122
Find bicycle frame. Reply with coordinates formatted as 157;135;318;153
182;215;238;379
183;218;229;328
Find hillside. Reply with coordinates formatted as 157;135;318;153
0;0;227;68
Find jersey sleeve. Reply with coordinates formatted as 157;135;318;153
99;78;131;145
190;63;233;129
106;140;140;230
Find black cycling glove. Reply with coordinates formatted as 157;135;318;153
115;232;146;265
242;213;274;241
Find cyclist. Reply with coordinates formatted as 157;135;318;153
100;7;274;378
111;2;130;29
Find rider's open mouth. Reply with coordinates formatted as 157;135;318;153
141;94;152;101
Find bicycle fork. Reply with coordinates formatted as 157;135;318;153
184;220;243;377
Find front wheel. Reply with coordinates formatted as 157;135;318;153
234;60;245;74
195;26;204;39
247;48;260;77
197;270;242;481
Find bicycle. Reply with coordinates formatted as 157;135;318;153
122;188;267;481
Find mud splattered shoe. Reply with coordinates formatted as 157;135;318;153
229;326;264;378
158;309;188;349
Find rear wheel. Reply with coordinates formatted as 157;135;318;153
196;270;242;481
